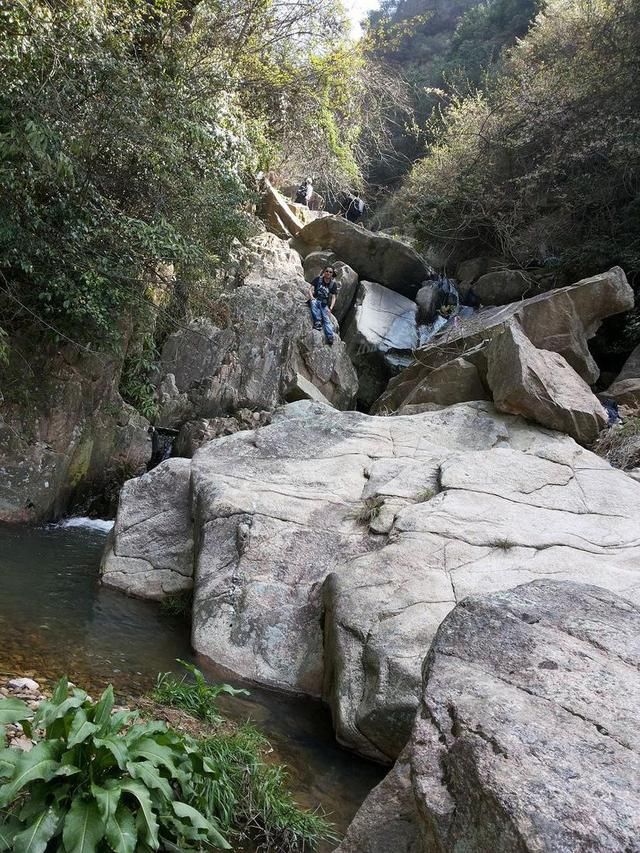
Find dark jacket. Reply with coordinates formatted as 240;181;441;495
311;275;338;305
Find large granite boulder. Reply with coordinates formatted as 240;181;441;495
291;216;431;298
374;267;634;414
487;321;608;444
101;459;193;599
153;232;358;425
473;269;535;305
604;342;640;414
338;580;640;852
103;401;640;764
342;281;418;408
0;341;150;523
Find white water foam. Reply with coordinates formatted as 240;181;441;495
56;517;114;533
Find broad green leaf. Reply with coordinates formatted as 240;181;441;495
124;721;166;743
62;798;104;853
127;739;179;776
18;783;52;821
108;710;137;734
125;761;173;799
51;677;69;705
92;685;114;729
171;802;230;849
35;696;84;731
104;804;137;853
91;781;121;825
0;816;22;852
67;708;98;748
93;735;129;770
119;780;158;849
0;741;61;807
12;805;60;853
54;763;80;778
0;698;33;726
0;748;19;780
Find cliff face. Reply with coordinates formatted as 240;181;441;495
0;334;150;523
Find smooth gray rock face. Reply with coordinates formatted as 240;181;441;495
487;321;608;444
375;267;634;414
101;458;193;599
340;580;640;852
342;281;418;408
291;216;431;298
104;401;640;765
153;233;358;425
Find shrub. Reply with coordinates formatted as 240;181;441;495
592;419;640;471
351;495;385;525
193;725;336;853
152;661;249;725
397;0;640;288
0;676;230;851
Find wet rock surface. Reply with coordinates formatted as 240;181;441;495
0;343;150;524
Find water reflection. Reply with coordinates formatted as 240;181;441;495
0;522;382;845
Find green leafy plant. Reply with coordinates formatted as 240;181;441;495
592;418;640;471
0;676;231;851
159;590;194;620
192;724;337;853
416;487;436;502
351;495;385;526
152;661;249;725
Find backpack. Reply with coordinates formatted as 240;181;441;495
437;277;459;312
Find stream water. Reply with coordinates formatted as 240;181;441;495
0;520;383;848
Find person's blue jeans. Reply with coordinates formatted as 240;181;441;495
310;299;334;341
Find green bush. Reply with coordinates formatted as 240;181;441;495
397;0;640;287
152;661;249;725
0;677;230;851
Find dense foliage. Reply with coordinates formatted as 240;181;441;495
398;0;640;285
0;0;393;358
0;673;333;852
363;0;540;189
0;678;230;851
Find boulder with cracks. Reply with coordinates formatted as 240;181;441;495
338;580;640;852
101;401;640;763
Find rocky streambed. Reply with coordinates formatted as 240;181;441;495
0;521;383;843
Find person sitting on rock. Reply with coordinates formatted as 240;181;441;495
308;266;338;345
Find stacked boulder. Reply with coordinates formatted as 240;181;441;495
152;231;358;427
293;216;433;407
374;268;633;445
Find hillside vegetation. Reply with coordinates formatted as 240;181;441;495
396;0;640;291
0;0;397;358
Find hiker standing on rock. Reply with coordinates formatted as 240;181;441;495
308;266;338;345
295;177;313;207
